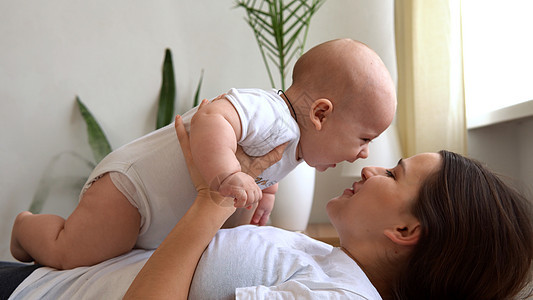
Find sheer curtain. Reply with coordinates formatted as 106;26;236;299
394;0;467;157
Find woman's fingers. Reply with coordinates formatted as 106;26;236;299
266;142;287;164
174;115;193;166
237;142;287;178
198;98;209;109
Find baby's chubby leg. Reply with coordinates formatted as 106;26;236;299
10;173;140;270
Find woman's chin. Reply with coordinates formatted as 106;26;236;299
325;199;341;223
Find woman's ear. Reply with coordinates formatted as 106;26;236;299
309;99;333;130
384;223;420;246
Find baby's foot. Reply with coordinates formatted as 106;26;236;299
10;211;35;262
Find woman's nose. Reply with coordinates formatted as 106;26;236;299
361;166;382;180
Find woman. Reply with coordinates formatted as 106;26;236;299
4;114;533;300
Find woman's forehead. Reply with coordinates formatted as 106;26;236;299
404;153;442;178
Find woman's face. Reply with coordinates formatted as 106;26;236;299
326;152;441;245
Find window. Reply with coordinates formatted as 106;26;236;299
461;0;533;125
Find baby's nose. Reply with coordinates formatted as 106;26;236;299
358;145;369;159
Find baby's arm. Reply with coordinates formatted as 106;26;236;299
190;98;262;207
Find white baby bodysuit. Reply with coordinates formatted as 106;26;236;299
79;88;301;249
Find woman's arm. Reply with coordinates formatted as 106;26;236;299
124;108;285;299
124;187;235;299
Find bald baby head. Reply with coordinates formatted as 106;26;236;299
285;39;397;169
291;38;395;113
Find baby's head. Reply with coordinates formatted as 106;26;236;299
285;39;396;171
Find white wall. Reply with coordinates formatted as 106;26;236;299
0;0;396;260
518;119;533;190
468;117;533;197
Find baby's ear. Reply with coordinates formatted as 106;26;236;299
309;99;333;130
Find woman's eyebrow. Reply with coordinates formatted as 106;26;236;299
397;158;406;176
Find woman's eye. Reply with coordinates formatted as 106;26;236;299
385;170;395;179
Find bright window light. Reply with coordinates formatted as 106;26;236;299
461;0;533;120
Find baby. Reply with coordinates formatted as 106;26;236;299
11;39;397;269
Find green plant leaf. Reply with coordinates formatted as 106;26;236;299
76;97;112;163
236;0;326;89
156;48;176;129
193;69;204;108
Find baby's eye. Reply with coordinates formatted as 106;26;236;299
385;170;395;179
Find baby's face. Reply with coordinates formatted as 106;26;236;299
299;111;390;172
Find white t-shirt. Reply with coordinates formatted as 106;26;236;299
79;88;301;249
9;226;382;300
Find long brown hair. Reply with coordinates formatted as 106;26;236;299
393;150;533;299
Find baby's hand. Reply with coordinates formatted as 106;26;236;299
218;172;262;208
250;196;274;226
